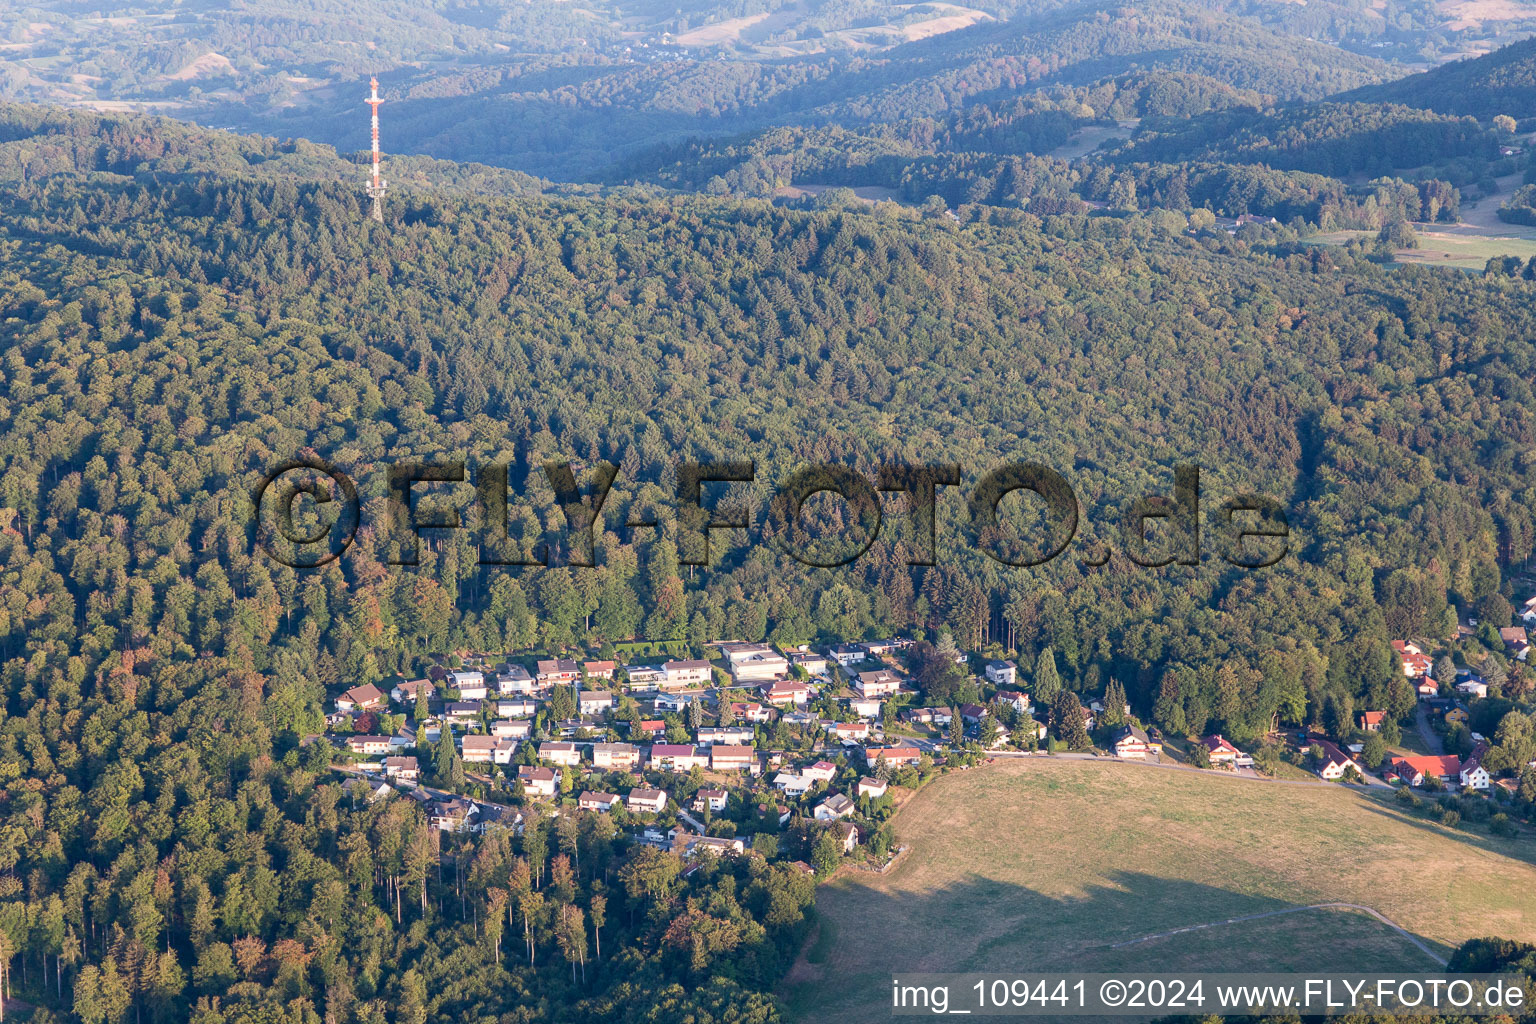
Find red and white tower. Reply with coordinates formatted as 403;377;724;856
364;76;387;223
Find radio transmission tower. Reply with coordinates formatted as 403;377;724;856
364;76;387;223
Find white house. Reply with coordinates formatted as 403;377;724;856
450;671;488;699
539;741;582;766
662;659;713;689
627;788;668;814
814;793;855;821
773;772;812;796
985;660;1018;687
855;670;903;698
517;766;559;798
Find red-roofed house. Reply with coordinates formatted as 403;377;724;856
1202;734;1243;767
1392;755;1461;787
1359;711;1386;732
1392;640;1433;679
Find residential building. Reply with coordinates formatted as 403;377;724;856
730;701;773;723
688;836;746;858
762;680;809;706
693;789;728;812
656;691;704;712
578;690;614;716
582;660;617;680
1111;724;1153;759
827;722;870;743
383;756;419;781
443;700;481;724
1315;740;1359;780
497;665;535;694
536;659;580;684
847;696;882;720
1457;678;1489;699
518;766;559;798
815;793;855;821
959;703;989;725
461;735;498;763
336;684;385;712
662;659;713;689
391;679;433;705
801;761;837;783
1392;640;1433;679
790;651;828;675
1359;711;1386;732
710;744;756;772
721;643;789;683
540;741;581;766
1393;754;1462;787
579;791;623;812
985;660;1018;687
857;777;887;799
773;772;812;796
429;796;479;832
344;735;392;756
627;788;668;814
492;719;532;740
832;821;860;853
450;671;488;699
995;690;1032;715
1461;744;1491;790
648;744;710;772
592;742;641;769
497;698;537;718
856;670;903;697
633;719;666;739
698;726;755;746
626;666;665;689
864;746;922;767
828;643;866;667
1202;734;1243;768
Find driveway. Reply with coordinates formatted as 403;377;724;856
1415;705;1445;755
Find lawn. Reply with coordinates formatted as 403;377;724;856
783;759;1536;1023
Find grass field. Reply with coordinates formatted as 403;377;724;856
1308;228;1536;270
783;759;1536;1022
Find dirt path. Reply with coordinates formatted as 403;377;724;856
1107;902;1449;966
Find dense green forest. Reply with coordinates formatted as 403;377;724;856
4;102;1536;1022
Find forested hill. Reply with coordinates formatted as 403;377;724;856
1342;37;1536;119
2;106;1536;1021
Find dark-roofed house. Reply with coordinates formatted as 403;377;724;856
1112;725;1152;759
815;793;855;821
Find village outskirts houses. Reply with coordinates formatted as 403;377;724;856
847;696;882;719
383;755;419;782
1315;740;1360;781
693;789;728;813
711;744;758;773
539;741;582;766
497;664;536;694
461;735;518;765
857;777;888;799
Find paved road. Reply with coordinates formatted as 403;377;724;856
1108;902;1447;967
1416;705;1445;755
